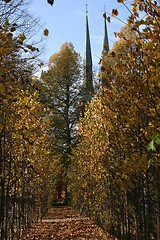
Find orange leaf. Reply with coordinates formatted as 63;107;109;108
107;17;110;23
112;9;119;17
117;32;121;38
44;29;49;36
101;66;105;72
114;32;117;38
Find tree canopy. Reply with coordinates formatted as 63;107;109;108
69;1;160;239
0;1;56;239
41;42;82;154
40;42;82;203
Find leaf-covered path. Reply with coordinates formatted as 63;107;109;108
20;207;115;239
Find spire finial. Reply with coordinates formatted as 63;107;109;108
104;5;106;13
86;4;88;16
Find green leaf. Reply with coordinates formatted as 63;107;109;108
147;140;156;152
151;158;156;164
155;137;160;145
151;134;160;145
151;133;159;141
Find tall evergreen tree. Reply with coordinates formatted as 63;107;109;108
40;41;82;172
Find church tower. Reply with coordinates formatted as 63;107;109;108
102;7;109;57
78;5;110;132
78;5;93;131
83;4;94;102
102;7;109;87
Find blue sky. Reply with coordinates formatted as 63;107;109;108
28;0;132;69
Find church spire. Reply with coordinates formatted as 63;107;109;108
83;4;94;101
103;6;109;57
102;6;109;87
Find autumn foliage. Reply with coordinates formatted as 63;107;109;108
1;0;160;239
0;3;55;240
70;0;160;239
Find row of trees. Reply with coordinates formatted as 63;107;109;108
1;0;85;238
1;0;159;239
69;0;160;239
0;1;57;239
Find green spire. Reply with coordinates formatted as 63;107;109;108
83;4;94;101
103;6;109;57
101;7;109;87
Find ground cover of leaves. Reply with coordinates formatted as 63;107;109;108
20;207;116;239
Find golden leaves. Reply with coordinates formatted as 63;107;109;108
149;76;158;84
70;1;160;236
18;33;26;44
132;3;138;13
128;14;135;25
27;45;39;52
0;6;59;237
145;41;154;50
0;83;5;92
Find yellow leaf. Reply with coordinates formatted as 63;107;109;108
18;33;26;44
0;124;3;133
145;41;154;50
0;83;5;92
149;76;158;84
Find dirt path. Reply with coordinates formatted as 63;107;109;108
20;207;116;239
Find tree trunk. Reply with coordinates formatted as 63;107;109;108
146;171;151;240
156;169;160;240
0;177;5;240
11;176;16;240
0;127;6;240
4;152;12;240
